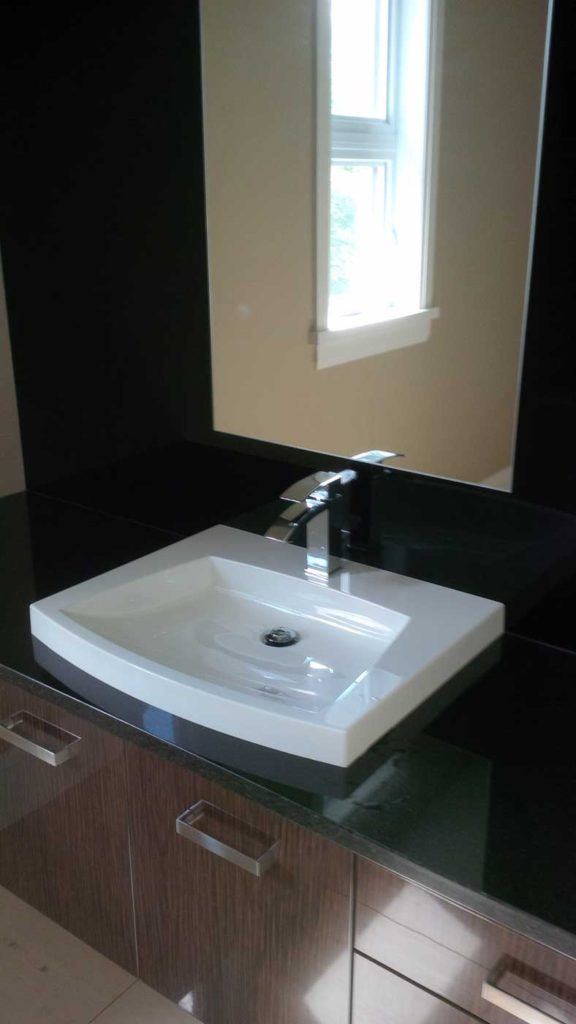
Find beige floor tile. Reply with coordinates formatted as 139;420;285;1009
0;884;135;1024
94;982;203;1023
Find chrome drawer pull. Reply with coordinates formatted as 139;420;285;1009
176;800;279;877
482;958;576;1024
0;710;82;767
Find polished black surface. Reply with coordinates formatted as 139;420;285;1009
234;465;576;635
514;0;576;513
0;492;179;679
28;441;576;635
2;3;211;488
2;490;576;952
2;0;575;520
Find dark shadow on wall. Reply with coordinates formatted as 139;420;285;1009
1;2;212;488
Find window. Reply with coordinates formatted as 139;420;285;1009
315;0;442;368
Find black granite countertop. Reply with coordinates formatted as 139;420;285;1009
2;490;576;959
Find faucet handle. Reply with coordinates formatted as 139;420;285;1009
280;469;356;505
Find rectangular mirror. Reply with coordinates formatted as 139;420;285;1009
201;0;551;490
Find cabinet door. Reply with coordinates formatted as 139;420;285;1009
353;954;478;1024
127;744;352;1024
356;857;576;1024
0;673;136;972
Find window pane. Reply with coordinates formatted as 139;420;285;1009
331;0;389;120
329;163;397;324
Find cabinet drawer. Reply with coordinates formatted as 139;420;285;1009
0;674;135;972
353;954;477;1024
127;743;352;1024
356;857;576;1024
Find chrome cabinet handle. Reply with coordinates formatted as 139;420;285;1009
0;710;82;767
176;800;279;877
482;958;576;1024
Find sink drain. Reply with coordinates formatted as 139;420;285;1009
261;627;300;648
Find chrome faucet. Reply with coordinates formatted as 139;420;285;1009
265;469;357;582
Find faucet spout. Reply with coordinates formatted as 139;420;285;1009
265;469;357;582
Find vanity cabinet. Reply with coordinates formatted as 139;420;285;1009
355;857;576;1024
126;743;352;1024
4;664;576;1024
0;672;136;972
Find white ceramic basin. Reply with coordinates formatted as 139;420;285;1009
30;525;504;766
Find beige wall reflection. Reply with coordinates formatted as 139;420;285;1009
203;0;547;486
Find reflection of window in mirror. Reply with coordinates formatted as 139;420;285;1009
315;0;443;368
202;0;549;487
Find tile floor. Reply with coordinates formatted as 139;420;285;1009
0;885;201;1023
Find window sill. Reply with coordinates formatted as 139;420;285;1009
313;308;439;369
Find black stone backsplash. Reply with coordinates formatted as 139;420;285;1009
3;0;576;660
22;439;576;656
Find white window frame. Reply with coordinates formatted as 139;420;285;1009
314;0;443;370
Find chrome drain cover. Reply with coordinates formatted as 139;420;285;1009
261;627;301;648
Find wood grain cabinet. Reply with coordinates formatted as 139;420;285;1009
5;665;576;1024
353;953;478;1024
355;857;576;1024
126;743;353;1024
0;672;136;972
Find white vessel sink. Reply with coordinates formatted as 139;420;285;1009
30;525;503;766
